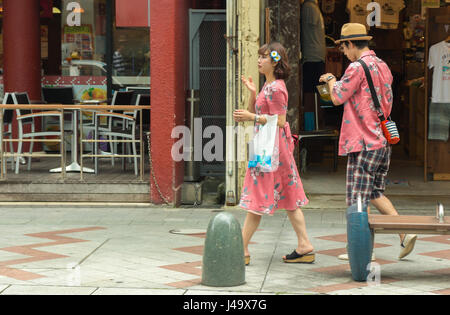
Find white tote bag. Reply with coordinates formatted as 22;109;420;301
248;114;279;172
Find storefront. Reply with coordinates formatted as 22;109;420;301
0;0;153;202
292;0;450;181
0;0;447;205
223;0;449;208
0;0;150;102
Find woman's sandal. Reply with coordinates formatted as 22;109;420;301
244;255;251;266
283;250;315;263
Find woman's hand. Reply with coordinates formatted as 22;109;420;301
233;109;254;123
241;75;256;95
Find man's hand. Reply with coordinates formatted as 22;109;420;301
319;73;336;83
319;73;341;106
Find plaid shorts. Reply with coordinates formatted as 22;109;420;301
346;146;392;206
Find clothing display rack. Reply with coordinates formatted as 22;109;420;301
423;6;450;181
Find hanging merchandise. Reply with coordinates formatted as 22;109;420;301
379;0;405;29
421;0;440;17
346;0;405;29
403;22;413;48
346;0;372;28
322;0;335;14
428;40;450;104
409;14;424;48
427;39;450;142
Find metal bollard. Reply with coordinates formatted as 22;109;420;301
436;203;445;224
201;212;245;287
346;195;373;282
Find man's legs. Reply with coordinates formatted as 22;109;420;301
369;146;404;242
340;152;376;260
369;146;417;259
370;195;404;243
343;147;416;260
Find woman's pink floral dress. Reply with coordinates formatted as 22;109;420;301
238;80;309;215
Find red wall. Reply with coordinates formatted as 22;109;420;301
150;0;189;204
116;0;149;27
3;0;41;101
3;0;42;151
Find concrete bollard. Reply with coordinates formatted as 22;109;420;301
201;212;245;287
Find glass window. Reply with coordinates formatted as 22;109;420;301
60;0;150;88
61;0;107;69
0;0;150;100
113;27;150;86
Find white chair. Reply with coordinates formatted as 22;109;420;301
11;92;65;174
94;105;140;175
122;94;150;156
83;91;135;164
1;93;15;172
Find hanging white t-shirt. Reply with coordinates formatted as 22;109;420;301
428;41;450;103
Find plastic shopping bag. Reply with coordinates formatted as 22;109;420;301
248;114;279;172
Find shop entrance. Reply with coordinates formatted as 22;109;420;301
189;10;227;177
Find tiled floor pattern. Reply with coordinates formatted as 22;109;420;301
0;223;448;295
0;227;106;281
419;235;450;295
160;232;450;294
160;233;205;289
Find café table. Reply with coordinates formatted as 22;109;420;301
0;104;150;180
49;99;108;174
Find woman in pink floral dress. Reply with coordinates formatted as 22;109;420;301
233;42;315;265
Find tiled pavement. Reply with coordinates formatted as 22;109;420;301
0;204;448;295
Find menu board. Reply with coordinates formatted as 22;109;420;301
63;25;95;60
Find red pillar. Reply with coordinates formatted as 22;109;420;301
3;0;42;152
3;0;41;101
150;0;189;205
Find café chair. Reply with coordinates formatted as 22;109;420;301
91;112;138;175
1;93;15;172
92;94;147;175
83;90;134;164
10;92;65;174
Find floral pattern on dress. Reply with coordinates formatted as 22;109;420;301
238;80;309;215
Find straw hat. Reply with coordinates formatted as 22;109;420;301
334;23;373;44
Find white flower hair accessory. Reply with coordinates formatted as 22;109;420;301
270;51;281;62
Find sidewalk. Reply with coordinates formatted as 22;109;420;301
0;203;447;295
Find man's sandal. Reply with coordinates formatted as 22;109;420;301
283;250;315;263
244;255;250;266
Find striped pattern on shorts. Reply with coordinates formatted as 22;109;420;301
346;146;392;206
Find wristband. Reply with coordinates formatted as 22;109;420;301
326;75;335;82
254;114;260;123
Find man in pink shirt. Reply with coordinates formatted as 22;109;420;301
319;23;416;260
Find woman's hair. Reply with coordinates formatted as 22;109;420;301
258;42;291;80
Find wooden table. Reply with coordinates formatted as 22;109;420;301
369;215;450;235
